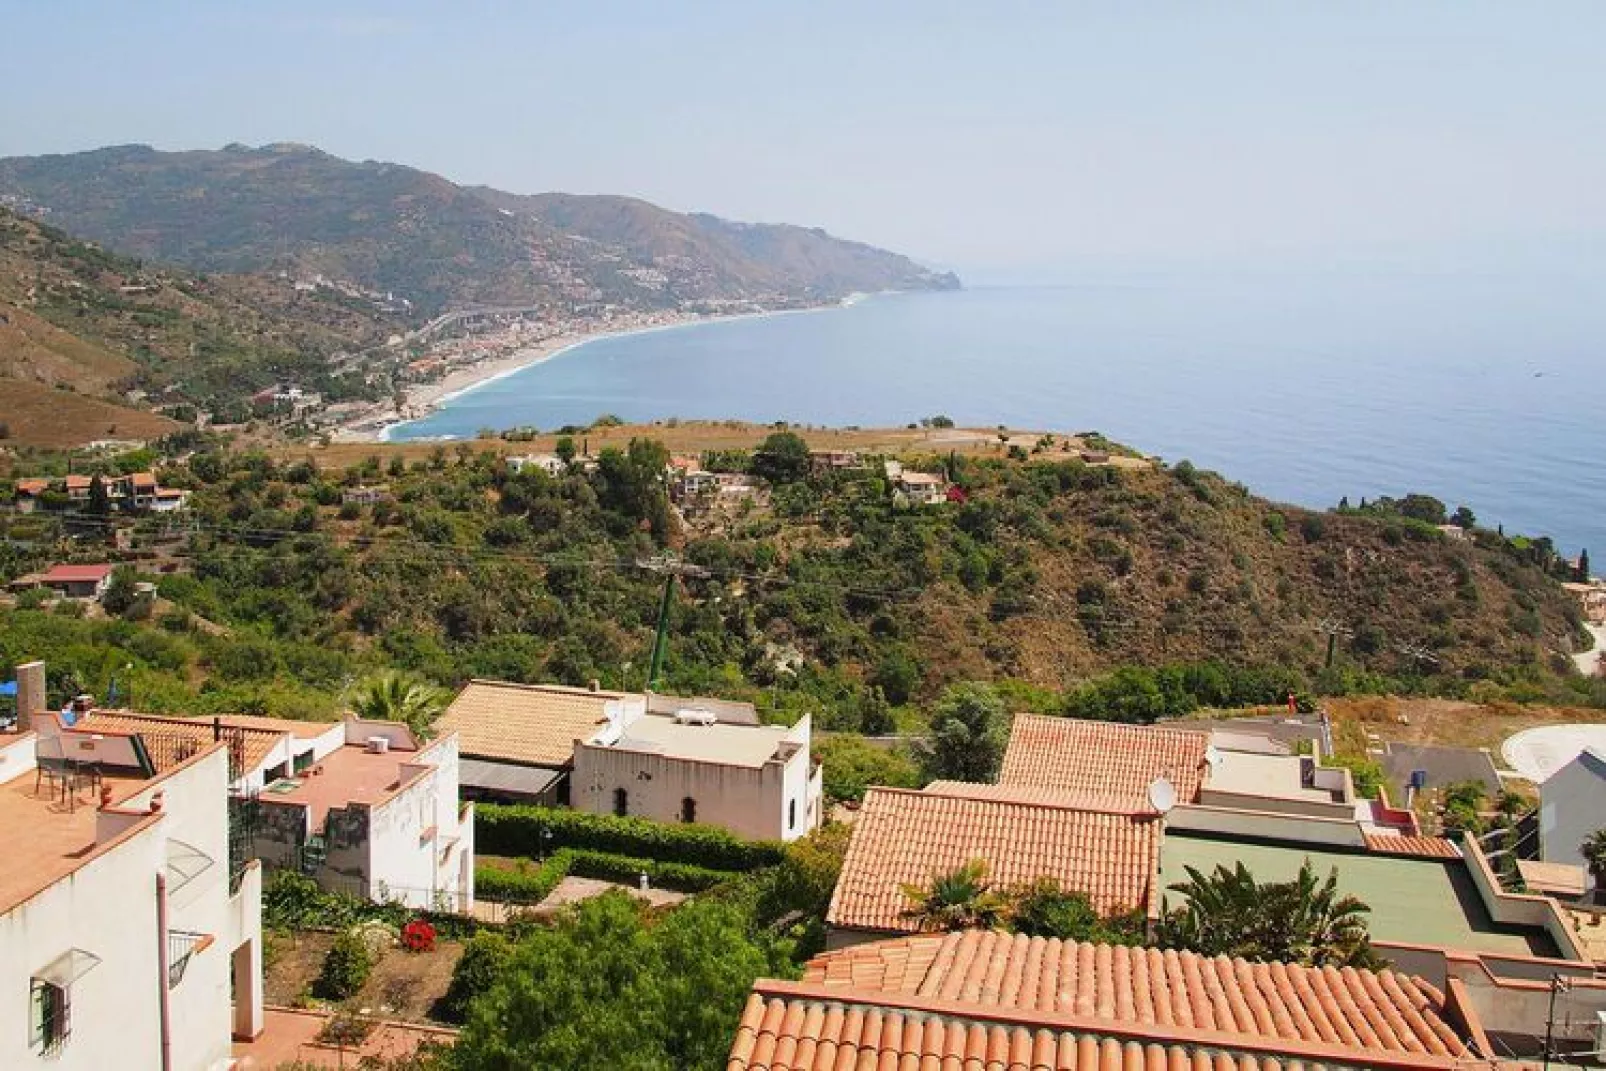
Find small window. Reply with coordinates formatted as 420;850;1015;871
613;788;629;817
31;980;70;1055
680;797;697;824
788;799;797;831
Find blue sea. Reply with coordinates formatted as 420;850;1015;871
391;272;1606;555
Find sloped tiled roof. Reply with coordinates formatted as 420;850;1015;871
999;714;1210;805
801;931;1471;1058
728;982;1477;1071
41;563;115;584
435;680;618;767
826;787;1161;934
1363;834;1462;859
924;780;1144;814
68;710;285;776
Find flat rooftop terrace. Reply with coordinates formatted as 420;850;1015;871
0;772;152;913
1161;832;1558;958
260;745;424;826
611;714;795;768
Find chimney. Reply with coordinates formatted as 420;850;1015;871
14;661;45;733
588;678;601;693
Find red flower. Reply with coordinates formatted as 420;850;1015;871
401;919;436;952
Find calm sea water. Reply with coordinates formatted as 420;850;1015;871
392;274;1606;555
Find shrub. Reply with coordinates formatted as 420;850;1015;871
474;854;571;903
475;805;784;871
441;931;514;1023
315;930;373;1000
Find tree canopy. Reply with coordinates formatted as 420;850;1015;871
914;682;1008;782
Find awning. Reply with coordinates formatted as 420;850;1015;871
34;949;101;988
166;837;216;894
459;759;563;798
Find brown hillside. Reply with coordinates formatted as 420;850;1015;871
0;301;135;390
0;378;178;447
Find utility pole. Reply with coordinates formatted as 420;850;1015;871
1312;619;1354;669
637;555;710;691
1542;973;1570;1071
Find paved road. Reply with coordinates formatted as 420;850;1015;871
1573;622;1606;677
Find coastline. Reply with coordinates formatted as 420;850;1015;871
339;294;872;444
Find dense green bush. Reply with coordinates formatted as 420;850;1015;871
440;931;514;1023
475;805;784;870
476;848;738;901
315;930;373;1000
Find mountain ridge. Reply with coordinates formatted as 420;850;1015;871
0;143;959;316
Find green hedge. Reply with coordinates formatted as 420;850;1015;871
564;849;733;893
476;804;784;871
474;854;571;903
475;849;737;901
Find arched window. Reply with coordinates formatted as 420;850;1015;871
680;797;697;824
613;788;629;817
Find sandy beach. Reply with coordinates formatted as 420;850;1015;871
332;295;872;443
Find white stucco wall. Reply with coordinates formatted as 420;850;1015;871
366;735;474;910
1540;751;1606;883
572;716;821;842
0;747;256;1070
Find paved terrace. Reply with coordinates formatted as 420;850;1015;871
261;745;427;827
0;770;154;913
1161;832;1558;957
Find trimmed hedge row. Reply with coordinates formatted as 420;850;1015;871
476;849;737;901
476;804;784;871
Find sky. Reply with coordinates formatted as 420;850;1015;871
2;1;1603;276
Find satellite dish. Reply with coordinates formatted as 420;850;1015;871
1203;745;1222;768
1147;776;1177;814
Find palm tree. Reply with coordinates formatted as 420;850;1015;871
350;672;449;739
900;860;1010;932
1582;828;1606;896
1161;859;1380;968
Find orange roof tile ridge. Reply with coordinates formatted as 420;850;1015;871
746;978;1471;1070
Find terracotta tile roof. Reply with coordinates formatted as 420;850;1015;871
999;714;1210;806
1363;834;1461;859
924;780;1145;814
15;479;48;495
801;931;1471;1058
67;710;286;776
41;563;115;584
826;787;1161;934
435;680;619;767
728;982;1477;1071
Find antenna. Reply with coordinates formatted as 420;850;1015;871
1147;776;1177;814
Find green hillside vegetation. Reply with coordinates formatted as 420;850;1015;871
2;434;1595;725
0;144;957;315
0;207;396;418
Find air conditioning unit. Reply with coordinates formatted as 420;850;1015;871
366;736;391;754
674;708;717;726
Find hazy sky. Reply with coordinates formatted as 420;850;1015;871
2;2;1602;274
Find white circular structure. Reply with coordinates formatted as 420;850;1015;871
1500;724;1606;782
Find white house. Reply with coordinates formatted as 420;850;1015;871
0;728;264;1069
894;470;947;506
506;454;568;477
1540;747;1606;888
32;697;473;912
572;706;823;842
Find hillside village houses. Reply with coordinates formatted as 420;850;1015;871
438;680;823;841
811;712;1606;1064
19;680;475;912
0;665;264;1069
10;472;189;514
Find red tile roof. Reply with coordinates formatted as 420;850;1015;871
802;931;1471;1058
15;479;48;495
826;787;1161;934
999;714;1210;806
728;981;1479;1071
1363;834;1461;859
41;563;115;584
